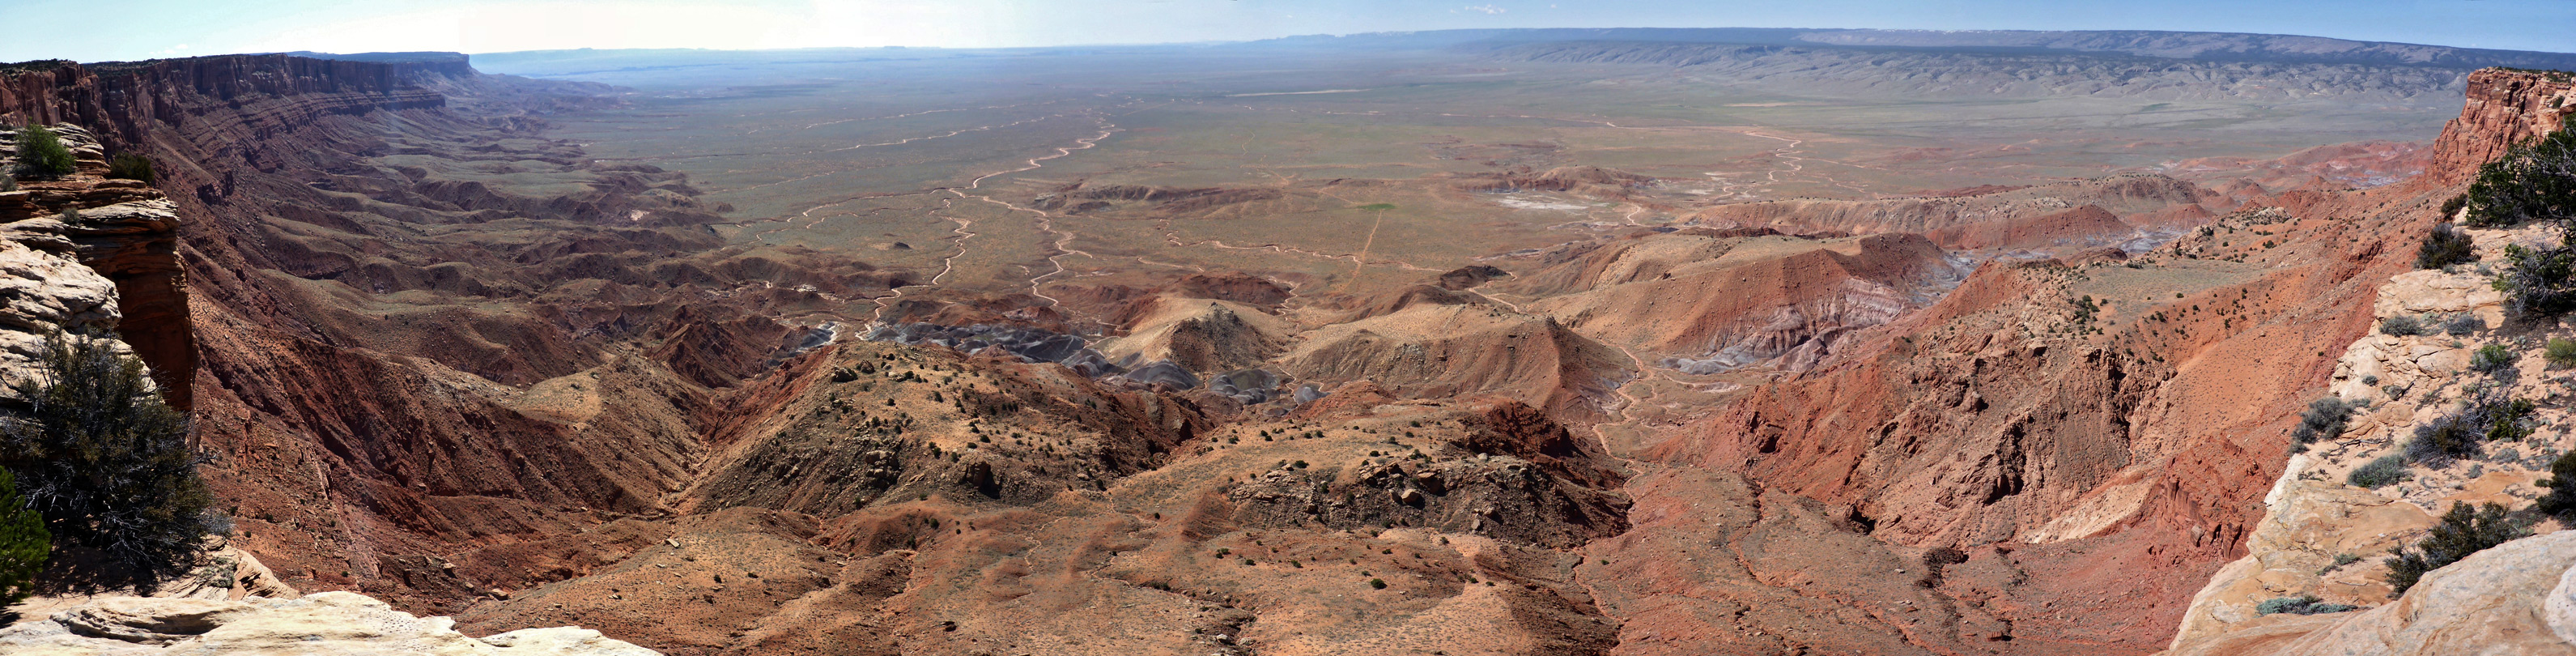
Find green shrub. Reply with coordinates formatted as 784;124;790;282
0;331;219;593
2293;397;2355;444
2255;594;2361;616
2385;502;2530;595
2348;454;2411;488
0;469;46;607
2462;115;2576;228
104;153;153;184
2441;193;2468;219
2417;224;2477;269
2378;314;2427;336
2471;343;2517;375
2550;339;2576;368
9;124;74;179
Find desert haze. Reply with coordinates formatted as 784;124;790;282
0;16;2572;656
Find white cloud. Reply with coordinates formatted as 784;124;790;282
1464;4;1507;15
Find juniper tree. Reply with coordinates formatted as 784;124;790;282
0;331;218;593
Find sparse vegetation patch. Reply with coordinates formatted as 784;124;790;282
2255;594;2360;616
2404;392;2535;468
2378;314;2427;336
2292;397;2355;445
2384;501;2530;595
104;153;153;183
2348;454;2411;488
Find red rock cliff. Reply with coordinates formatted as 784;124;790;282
0;54;465;408
2424;67;2575;185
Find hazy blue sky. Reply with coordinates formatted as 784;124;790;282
5;0;2572;62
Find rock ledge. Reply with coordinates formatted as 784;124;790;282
0;591;658;655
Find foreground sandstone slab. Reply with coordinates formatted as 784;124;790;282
0;592;657;655
2162;530;2576;656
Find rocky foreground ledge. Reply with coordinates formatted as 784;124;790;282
2164;530;2576;655
0;592;657;655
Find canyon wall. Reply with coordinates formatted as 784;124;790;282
0;54;844;616
1622;75;2548;650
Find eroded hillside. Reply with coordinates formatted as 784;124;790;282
0;47;2565;656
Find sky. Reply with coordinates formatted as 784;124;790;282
4;0;2573;63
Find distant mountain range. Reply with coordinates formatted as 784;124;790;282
1252;28;2576;70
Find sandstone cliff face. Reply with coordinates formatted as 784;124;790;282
0;123;192;406
0;210;125;396
2423;68;2576;185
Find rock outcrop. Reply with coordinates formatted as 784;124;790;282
0;216;123;395
2162;530;2576;656
0;591;658;655
2424;67;2576;185
0;123;191;406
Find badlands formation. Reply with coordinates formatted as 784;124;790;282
0;34;2570;656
